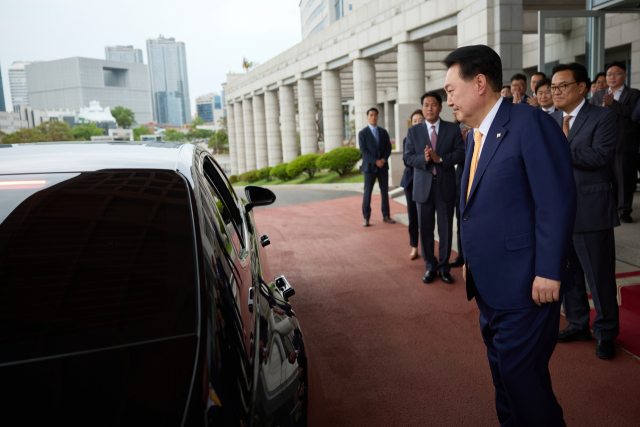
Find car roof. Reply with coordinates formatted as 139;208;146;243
0;141;197;176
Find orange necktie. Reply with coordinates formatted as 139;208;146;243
466;130;483;202
563;115;572;138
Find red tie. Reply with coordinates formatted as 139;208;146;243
431;125;437;175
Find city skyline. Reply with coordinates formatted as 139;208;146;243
0;0;302;117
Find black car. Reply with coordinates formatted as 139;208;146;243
0;142;308;426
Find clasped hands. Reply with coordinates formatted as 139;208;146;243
375;159;385;168
463;265;560;306
424;146;441;163
602;93;614;107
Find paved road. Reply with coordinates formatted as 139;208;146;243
253;188;362;209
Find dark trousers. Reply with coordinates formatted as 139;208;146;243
562;228;619;341
416;178;454;272
455;199;463;260
475;282;565;427
612;151;636;215
404;182;419;248
362;169;389;220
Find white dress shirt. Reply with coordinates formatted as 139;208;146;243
562;98;586;130
425;118;441;140
473;96;504;161
541;105;556;114
608;86;624;101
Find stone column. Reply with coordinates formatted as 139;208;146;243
352;57;377;133
298;78;318;155
321;69;344;152
233;102;246;174
253;94;268;169
242;97;256;171
279;84;298;163
377;102;385;128
457;0;523;81
226;103;238;175
264;89;282;166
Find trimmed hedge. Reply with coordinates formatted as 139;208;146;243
287;153;320;179
228;175;239;184
257;166;272;181
270;163;290;181
316;147;362;176
240;170;259;183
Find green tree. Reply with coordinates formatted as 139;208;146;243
72;123;104;141
164;129;185;142
1;127;49;144
38;121;75;141
110;106;135;128
191;116;205;130
208;130;228;153
270;163;290;181
133;126;151;141
316;147;362;176
287;154;320;179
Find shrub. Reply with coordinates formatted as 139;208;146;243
316;147;362;176
287;154;320;179
270;163;290;181
257;166;272;181
229;175;239;184
240;170;259;183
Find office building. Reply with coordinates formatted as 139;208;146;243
105;45;144;64
0;111;28;134
25;57;153;124
13;105;77;129
146;35;192;127
300;0;368;39
196;92;224;124
0;61;5;111
9;61;33;108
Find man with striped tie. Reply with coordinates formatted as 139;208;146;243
443;46;576;427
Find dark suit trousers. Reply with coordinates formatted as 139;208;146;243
455;200;463;260
404;182;419;248
474;280;564;427
612;150;636;215
563;229;619;341
362;169;389;220
416;177;454;272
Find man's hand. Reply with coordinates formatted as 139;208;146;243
532;276;561;306
603;92;614;107
527;97;539;107
513;92;522;104
375;159;384;168
426;147;441;163
463;264;466;282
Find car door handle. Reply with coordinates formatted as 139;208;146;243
248;287;254;314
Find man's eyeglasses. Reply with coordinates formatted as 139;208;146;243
550;82;578;93
606;71;625;77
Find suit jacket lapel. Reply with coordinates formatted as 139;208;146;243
434;122;447;155
619;85;630;105
568;102;589;143
464;100;511;210
461;130;474;211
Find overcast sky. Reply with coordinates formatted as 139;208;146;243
0;0;302;119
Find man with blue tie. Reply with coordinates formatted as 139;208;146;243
443;45;576;426
359;107;394;227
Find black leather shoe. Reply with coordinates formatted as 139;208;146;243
557;327;593;343
363;219;370;227
383;216;395;224
596;340;615;360
422;271;436;283
439;271;453;284
450;256;464;267
620;214;633;223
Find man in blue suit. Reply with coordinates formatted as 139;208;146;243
359;107;394;226
443;46;576;426
404;92;465;283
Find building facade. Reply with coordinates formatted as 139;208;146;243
301;0;369;39
25;57;153;124
226;0;640;182
9;61;33;108
146;36;192;127
196;92;224;125
105;45;144;64
0;61;5;112
13;105;77;129
0;111;29;134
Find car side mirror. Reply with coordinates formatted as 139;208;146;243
244;185;276;212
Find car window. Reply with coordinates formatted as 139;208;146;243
0;171;198;365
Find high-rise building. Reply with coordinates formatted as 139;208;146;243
146;35;191;127
196;92;223;124
25;57;153;124
105;45;144;64
0;61;6;111
9;61;33;108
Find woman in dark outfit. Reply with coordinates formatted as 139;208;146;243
401;109;425;259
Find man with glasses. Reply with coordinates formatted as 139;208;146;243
550;63;620;360
590;61;640;223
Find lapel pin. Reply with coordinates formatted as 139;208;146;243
497;133;501;138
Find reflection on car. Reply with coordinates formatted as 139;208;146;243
0;141;308;426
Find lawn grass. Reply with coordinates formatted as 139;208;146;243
232;169;364;187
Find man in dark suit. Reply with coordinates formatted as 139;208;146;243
451;120;468;267
590;61;640;223
550;63;620;359
401;109;425;260
404;92;464;284
359;107;394;227
444;45;576;426
507;73;530;105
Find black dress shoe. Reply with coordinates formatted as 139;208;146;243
363;219;370;227
422;271;437;283
620;214;633;223
596;340;615;360
557;327;593;343
439;271;453;284
450;256;464;267
383;216;395;224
